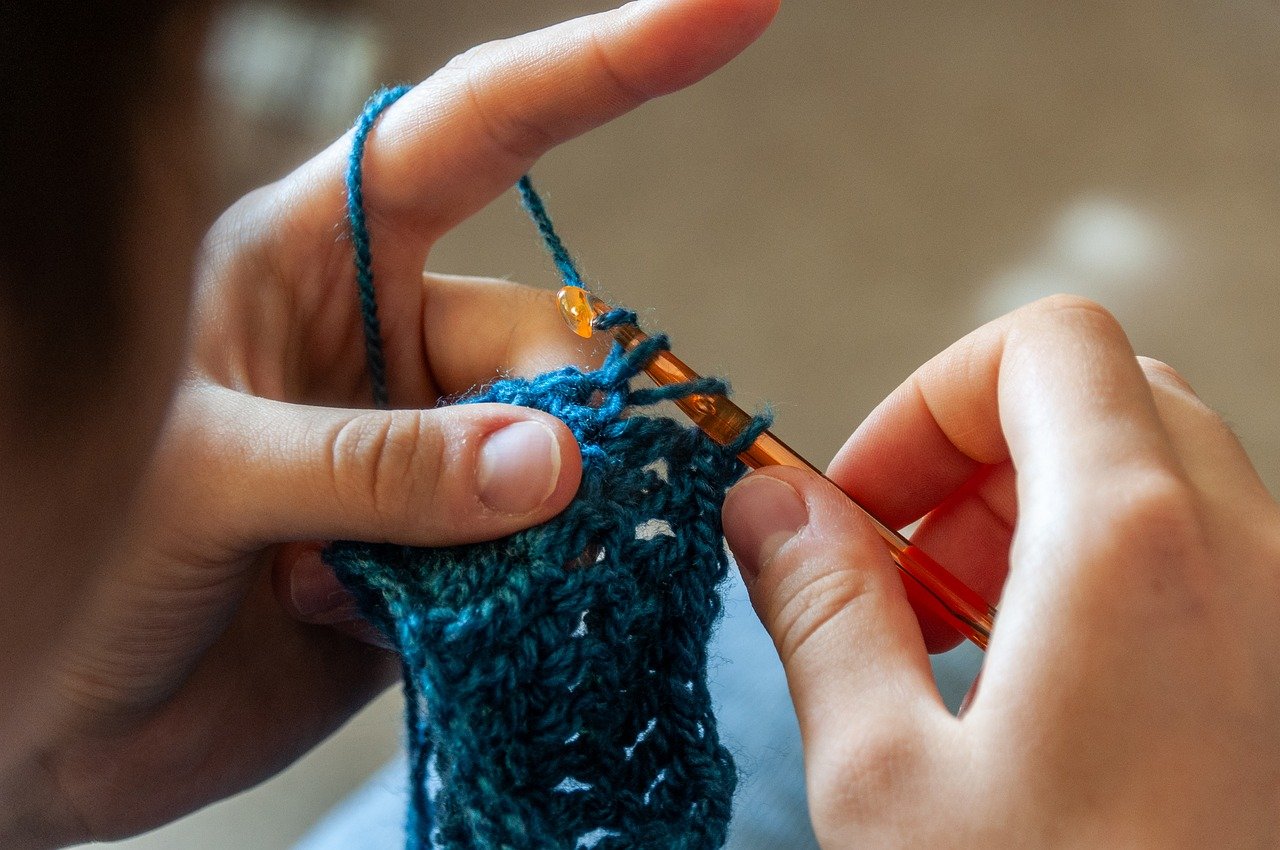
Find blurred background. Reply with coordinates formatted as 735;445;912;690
98;0;1280;846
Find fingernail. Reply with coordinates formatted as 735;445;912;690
289;548;358;623
722;474;809;584
476;420;561;514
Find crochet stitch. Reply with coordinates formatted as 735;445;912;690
327;87;767;849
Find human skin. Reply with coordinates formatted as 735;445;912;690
12;1;1271;846
0;1;781;846
722;296;1280;847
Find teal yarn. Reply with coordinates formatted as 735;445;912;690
516;174;584;289
346;84;412;409
328;88;768;849
326;353;756;849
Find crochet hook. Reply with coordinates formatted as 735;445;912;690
555;285;996;651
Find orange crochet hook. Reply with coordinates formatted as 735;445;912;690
556;285;996;651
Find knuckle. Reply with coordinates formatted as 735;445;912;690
204;185;270;244
1107;469;1201;544
770;559;876;668
440;35;509;73
1030;293;1125;337
1088;470;1213;606
1138;355;1197;395
809;725;919;825
329;412;444;528
194;185;276;279
437;39;555;163
442;39;497;72
585;27;653;105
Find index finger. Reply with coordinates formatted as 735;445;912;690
287;0;779;246
239;0;778;407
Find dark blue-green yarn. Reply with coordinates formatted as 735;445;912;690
346;84;412;409
516;175;584;289
329;87;768;850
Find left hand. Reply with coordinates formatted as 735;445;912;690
10;1;779;845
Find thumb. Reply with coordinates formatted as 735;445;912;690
722;467;943;747
186;383;581;550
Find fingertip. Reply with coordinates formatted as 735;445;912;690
728;467;941;734
539;411;584;514
825;380;988;530
272;541;359;624
334;0;781;242
637;0;782;38
473;410;582;515
782;464;892;553
275;545;398;651
824;393;913;518
607;0;780;96
723;470;810;584
921;624;965;654
725;466;892;589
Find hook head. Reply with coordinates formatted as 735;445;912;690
556;285;606;339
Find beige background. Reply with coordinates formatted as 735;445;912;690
95;0;1280;846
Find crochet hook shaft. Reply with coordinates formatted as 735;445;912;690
555;285;995;651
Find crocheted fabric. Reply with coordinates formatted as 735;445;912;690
326;87;765;849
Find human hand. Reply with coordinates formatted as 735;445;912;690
7;2;778;845
722;296;1280;846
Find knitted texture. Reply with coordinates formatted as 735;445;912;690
327;87;765;849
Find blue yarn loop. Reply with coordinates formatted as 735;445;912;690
593;307;640;331
337;87;771;850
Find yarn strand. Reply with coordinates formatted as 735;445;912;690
347;84;412;409
517;174;585;289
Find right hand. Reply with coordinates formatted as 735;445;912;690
723;295;1280;846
